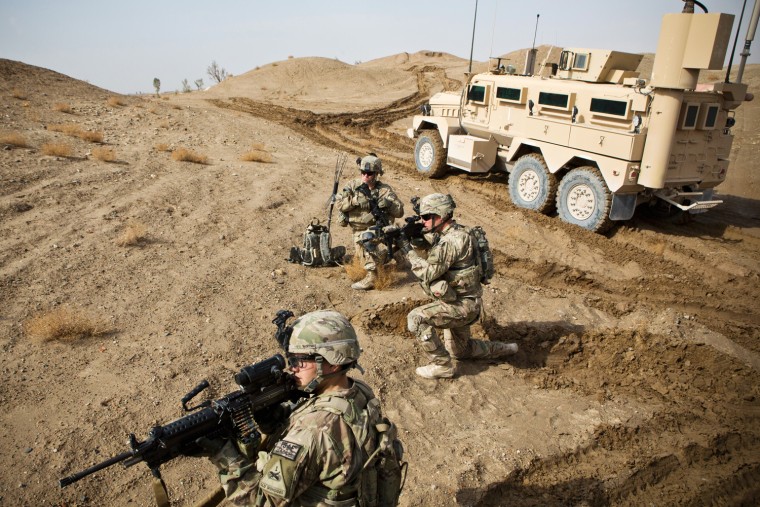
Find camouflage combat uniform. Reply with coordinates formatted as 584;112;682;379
212;379;378;507
406;222;503;364
337;179;403;271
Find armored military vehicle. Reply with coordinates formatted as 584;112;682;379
408;1;755;232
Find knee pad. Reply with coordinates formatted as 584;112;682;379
407;309;424;333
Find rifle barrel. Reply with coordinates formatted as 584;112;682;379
59;450;133;487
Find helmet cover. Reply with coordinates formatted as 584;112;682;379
288;310;361;366
419;193;456;218
357;154;383;175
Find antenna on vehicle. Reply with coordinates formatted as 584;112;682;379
524;14;540;76
726;0;749;83
468;0;479;75
736;0;760;83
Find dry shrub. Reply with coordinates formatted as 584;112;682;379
373;265;396;290
172;147;208;164
154;142;170;152
47;124;103;143
345;254;366;282
241;149;273;163
24;307;109;342
343;254;399;290
42;143;73;157
0;132;29;148
78;130;104;143
172;104;182;110
115;221;147;246
92;146;116;162
54;103;73;113
48;123;81;136
11;88;27;100
107;96;126;107
251;141;266;150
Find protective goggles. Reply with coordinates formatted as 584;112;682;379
287;354;318;368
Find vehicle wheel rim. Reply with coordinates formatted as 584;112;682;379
566;183;596;221
418;141;434;169
517;169;540;202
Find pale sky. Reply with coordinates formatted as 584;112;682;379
2;0;758;95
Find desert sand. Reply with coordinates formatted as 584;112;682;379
1;49;759;506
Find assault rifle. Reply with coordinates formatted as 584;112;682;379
355;182;390;229
59;311;303;504
361;197;427;258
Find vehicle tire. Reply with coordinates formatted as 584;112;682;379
507;153;558;214
414;130;448;178
556;166;613;233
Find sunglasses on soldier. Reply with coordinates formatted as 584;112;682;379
287;354;318;368
361;170;376;176
420;214;435;221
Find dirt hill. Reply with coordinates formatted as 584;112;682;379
1;54;759;507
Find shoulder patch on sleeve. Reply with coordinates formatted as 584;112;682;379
272;439;302;461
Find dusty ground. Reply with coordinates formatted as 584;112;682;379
1;50;759;507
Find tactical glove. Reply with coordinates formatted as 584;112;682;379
253;403;292;435
396;235;412;255
352;193;370;211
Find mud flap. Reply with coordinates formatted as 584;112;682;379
610;194;637;221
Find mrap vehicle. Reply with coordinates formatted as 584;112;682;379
408;1;755;233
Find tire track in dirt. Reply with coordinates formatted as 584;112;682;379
206;66;460;176
430;172;760;343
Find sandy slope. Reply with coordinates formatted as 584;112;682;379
1;54;759;507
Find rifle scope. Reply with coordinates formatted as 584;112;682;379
235;354;286;392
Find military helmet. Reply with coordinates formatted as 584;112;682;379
419;193;456;218
288;310;361;366
357;153;383;175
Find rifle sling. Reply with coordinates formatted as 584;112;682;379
152;476;170;507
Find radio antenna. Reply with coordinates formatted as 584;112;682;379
468;0;479;74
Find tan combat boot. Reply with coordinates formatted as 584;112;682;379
415;362;455;379
492;342;518;358
351;270;376;290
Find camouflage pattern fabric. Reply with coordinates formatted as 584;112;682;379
406;222;502;362
337;179;403;271
337;179;403;230
211;381;371;506
352;230;388;271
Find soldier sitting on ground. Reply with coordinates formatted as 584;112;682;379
336;153;404;290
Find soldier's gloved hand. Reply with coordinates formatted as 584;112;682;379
396;234;412;255
254;403;292;435
377;197;390;209
200;438;253;472
189;436;227;458
352;193;370;211
382;225;400;235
